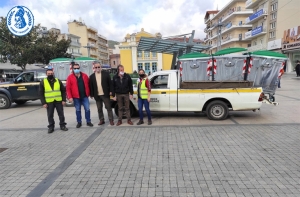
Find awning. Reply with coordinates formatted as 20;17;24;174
137;37;210;54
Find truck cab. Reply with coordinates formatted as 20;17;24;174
0;69;47;109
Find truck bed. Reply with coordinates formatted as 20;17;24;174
180;81;254;89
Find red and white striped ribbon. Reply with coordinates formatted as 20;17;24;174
179;61;183;77
278;62;285;77
207;59;217;76
242;58;253;74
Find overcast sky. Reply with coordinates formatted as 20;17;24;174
0;0;231;41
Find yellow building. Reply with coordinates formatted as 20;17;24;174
68;19;109;63
119;28;172;74
204;0;253;54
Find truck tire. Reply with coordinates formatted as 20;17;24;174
0;94;11;109
114;103;136;118
206;100;229;120
15;100;27;105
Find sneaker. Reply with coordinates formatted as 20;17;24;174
87;122;94;127
60;126;68;131
148;120;152;125
98;120;105;125
137;120;144;125
76;122;82;128
127;120;133;125
48;128;54;134
116;120;122;126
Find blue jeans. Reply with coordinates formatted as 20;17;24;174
73;97;91;123
138;98;151;121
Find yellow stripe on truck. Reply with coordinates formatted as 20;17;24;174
135;88;262;94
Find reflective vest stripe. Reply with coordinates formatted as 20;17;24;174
138;79;148;99
44;78;62;103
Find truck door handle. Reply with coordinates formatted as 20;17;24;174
161;92;166;94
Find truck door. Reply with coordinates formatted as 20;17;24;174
150;74;170;111
11;72;38;100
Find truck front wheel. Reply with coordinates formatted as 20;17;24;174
0;94;11;109
206;100;229;120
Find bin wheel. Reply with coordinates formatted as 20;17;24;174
269;95;275;102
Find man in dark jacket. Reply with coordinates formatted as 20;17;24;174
112;64;134;126
296;60;300;77
89;62;114;126
39;68;68;133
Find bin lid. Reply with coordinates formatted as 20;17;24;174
50;58;72;62
74;57;97;61
178;52;210;59
249;50;287;59
213;47;247;56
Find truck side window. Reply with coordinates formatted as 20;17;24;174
151;75;168;89
16;72;35;83
37;72;47;81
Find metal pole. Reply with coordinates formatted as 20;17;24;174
211;56;215;81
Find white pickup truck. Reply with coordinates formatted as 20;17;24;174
111;70;263;120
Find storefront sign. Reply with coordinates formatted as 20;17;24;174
267;39;282;50
252;26;263;36
282;25;300;51
249;9;263;22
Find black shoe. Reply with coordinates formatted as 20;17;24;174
76;123;82;128
148;120;152;125
137;120;144;125
48;128;54;133
87;122;93;127
60;126;68;131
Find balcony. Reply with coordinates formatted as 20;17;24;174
210;9;253;31
87;26;98;33
71;51;82;57
88;34;97;41
204;15;214;24
246;0;260;9
247;44;267;52
70;41;81;47
244;26;267;40
90;50;98;56
210;34;245;49
245;8;268;24
221;21;252;35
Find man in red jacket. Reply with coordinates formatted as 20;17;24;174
66;63;93;128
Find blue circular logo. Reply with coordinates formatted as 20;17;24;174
6;6;34;36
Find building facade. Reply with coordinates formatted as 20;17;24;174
204;0;253;54
58;33;82;58
68;19;109;62
118;28;172;74
109;54;120;69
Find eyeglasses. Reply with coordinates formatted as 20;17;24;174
73;68;80;70
95;67;101;69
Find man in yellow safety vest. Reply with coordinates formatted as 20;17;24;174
39;68;68;133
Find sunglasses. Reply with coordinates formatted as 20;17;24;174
95;67;101;68
73;68;80;70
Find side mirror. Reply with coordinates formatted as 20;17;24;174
14;78;18;83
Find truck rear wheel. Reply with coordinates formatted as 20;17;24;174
206;100;229;120
0;94;11;109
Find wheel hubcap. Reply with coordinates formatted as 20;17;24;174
0;98;6;107
211;105;224;118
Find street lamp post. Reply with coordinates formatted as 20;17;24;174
82;43;93;57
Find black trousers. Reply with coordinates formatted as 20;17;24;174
47;101;66;128
95;95;114;121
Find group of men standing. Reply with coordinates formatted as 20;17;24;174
40;62;152;133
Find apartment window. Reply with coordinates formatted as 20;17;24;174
151;52;157;57
270;22;276;29
144;51;150;57
137;51;142;58
113;61;116;65
271;3;277;11
271;12;277;20
260;39;263;44
145;63;150;71
269;31;275;38
152;62;157;72
138;63;143;71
